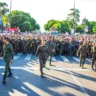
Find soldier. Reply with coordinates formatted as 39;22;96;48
32;37;36;54
0;37;14;84
70;38;76;57
60;37;65;55
46;36;55;66
77;42;88;68
91;42;96;71
35;40;49;77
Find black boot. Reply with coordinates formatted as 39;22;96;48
7;67;12;77
50;61;52;66
40;67;44;78
2;75;6;85
82;64;84;69
7;73;12;77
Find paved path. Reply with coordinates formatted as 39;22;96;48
0;53;96;96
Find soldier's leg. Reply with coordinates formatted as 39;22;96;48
91;58;95;70
94;61;96;71
80;56;82;67
43;59;47;67
60;46;63;55
39;59;44;77
81;57;86;68
49;55;52;66
7;66;12;77
3;61;10;84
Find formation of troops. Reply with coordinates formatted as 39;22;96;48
0;33;96;84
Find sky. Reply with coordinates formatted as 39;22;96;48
1;0;96;31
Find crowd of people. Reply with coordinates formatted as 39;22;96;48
0;33;96;84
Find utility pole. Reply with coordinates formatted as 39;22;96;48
9;0;12;28
73;0;75;33
72;0;75;34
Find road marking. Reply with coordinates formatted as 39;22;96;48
52;57;57;62
25;54;29;60
0;57;3;60
14;56;20;60
86;58;91;63
60;56;69;62
73;57;80;62
68;70;89;96
0;66;92;72
17;53;22;56
52;67;92;72
24;82;50;96
25;54;31;60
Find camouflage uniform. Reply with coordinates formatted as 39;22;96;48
36;45;49;76
91;45;96;70
70;40;76;57
45;41;55;66
3;42;14;83
77;44;88;68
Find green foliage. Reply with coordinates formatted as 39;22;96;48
22;21;31;31
93;24;96;33
67;8;80;28
0;2;9;27
44;20;71;33
0;2;9;16
8;10;40;31
76;25;83;33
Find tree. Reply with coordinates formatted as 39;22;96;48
0;2;9;16
82;17;89;26
67;8;80;29
88;21;96;33
2;16;8;25
0;2;9;29
76;25;83;33
44;20;71;33
35;24;40;30
60;20;71;33
44;24;49;31
22;21;31;32
93;24;96;33
8;10;40;31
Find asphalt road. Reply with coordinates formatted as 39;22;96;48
0;53;96;96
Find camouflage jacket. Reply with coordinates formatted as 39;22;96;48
3;43;14;62
36;45;49;60
45;41;55;54
77;45;88;57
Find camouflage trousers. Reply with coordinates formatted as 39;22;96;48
4;60;11;77
91;57;96;69
39;59;47;75
80;56;86;66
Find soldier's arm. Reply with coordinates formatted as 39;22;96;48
0;50;3;57
35;46;40;57
0;44;4;57
77;46;82;56
10;44;14;60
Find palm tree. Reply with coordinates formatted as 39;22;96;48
67;8;80;29
0;2;9;16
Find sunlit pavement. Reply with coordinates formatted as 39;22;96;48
0;54;96;96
